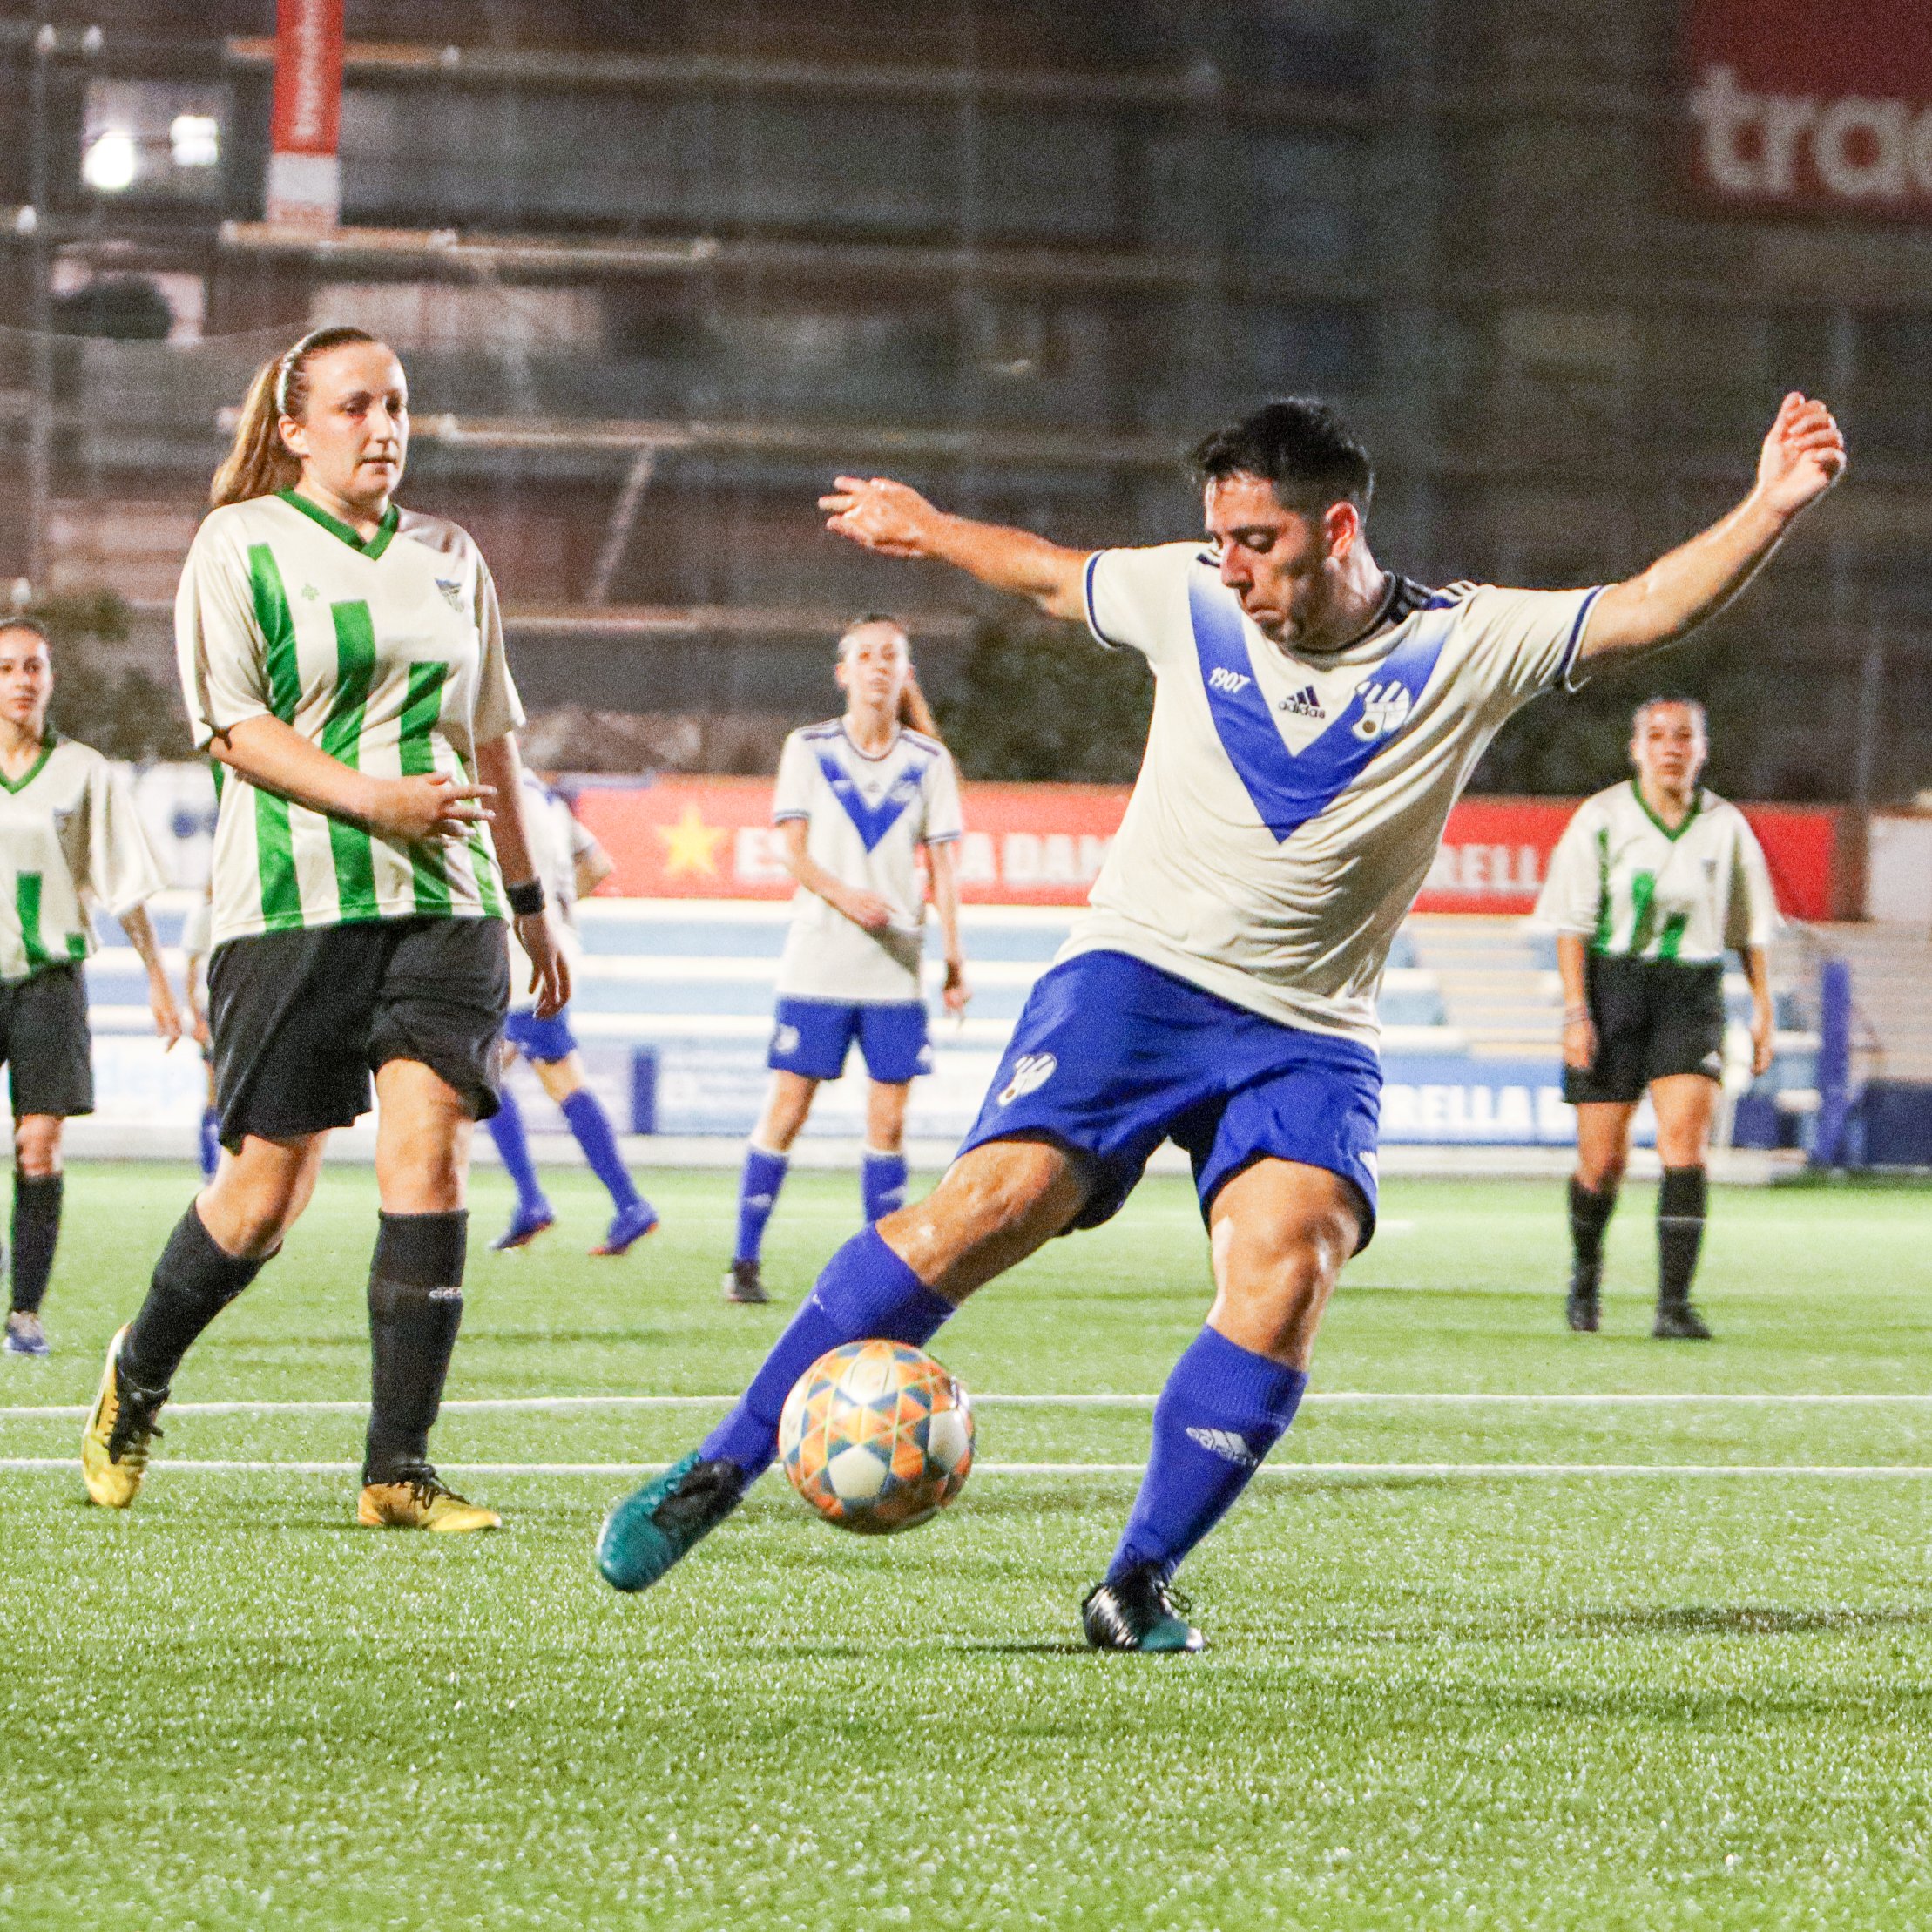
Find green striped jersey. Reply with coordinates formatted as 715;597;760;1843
0;736;166;983
1535;780;1779;963
177;490;524;947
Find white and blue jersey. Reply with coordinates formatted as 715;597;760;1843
770;721;963;1005
503;770;597;1064
1071;544;1601;1044
960;544;1601;1240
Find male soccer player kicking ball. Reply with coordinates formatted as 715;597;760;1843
599;392;1845;1650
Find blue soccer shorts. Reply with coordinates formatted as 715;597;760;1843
768;996;934;1084
956;949;1381;1245
504;1005;579;1065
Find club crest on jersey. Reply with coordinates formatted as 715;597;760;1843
435;578;466;614
997;1053;1057;1105
1352;680;1413;740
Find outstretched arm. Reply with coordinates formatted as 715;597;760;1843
820;476;1089;622
1580;394;1846;665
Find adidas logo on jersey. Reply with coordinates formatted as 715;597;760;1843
1185;1426;1259;1467
997;1053;1057;1105
1277;684;1324;719
1353;679;1414;740
1207;667;1252;694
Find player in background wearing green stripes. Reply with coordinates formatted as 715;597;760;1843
0;618;179;1359
82;326;569;1530
1535;699;1779;1341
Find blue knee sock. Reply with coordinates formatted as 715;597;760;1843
861;1147;909;1224
561;1088;642;1213
485;1087;549;1218
701;1226;955;1480
1106;1327;1308;1585
198;1105;220;1180
734;1144;789;1265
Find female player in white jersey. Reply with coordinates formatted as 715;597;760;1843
82;325;567;1530
725;616;968;1305
0;619;177;1358
1537;698;1778;1341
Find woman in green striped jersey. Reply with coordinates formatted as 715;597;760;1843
1537;698;1779;1342
0;618;179;1360
84;325;569;1531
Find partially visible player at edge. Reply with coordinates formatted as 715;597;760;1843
0;618;179;1358
600;390;1845;1652
726;617;968;1306
485;764;659;1257
1537;698;1779;1341
179;881;220;1179
82;325;568;1530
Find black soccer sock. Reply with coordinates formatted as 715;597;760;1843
1657;1165;1708;1308
122;1206;269;1388
1567;1177;1618;1287
9;1172;63;1315
364;1211;469;1485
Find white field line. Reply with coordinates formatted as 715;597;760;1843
8;1457;1932;1480
6;1389;1932;1422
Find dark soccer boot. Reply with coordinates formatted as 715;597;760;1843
1082;1564;1205;1654
722;1260;768;1306
1565;1264;1601;1334
1652;1299;1714;1341
597;1450;746;1593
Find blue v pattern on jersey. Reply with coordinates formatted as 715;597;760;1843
811;737;936;853
1186;571;1453;842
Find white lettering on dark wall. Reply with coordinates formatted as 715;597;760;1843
1691;63;1932;208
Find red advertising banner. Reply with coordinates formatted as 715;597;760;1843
265;0;342;227
1684;0;1932;220
573;780;1846;921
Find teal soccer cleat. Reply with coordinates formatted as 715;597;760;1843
597;1451;746;1593
1081;1564;1205;1653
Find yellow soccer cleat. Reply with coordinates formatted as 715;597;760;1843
357;1466;502;1533
81;1324;166;1510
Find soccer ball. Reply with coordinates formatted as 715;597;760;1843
778;1339;975;1534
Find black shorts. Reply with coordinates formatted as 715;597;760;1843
1563;953;1726;1106
0;965;93;1118
208;917;509;1150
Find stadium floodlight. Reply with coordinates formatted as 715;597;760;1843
171;115;220;168
81;128;138;193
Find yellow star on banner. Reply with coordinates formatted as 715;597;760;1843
656;804;729;879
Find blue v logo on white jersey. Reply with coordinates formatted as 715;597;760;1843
813;743;929;854
1186;571;1449;843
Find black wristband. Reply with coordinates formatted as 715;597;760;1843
505;878;545;917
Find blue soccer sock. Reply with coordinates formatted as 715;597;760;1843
561;1088;642;1213
197;1105;220;1180
1106;1327;1308;1585
861;1146;909;1224
734;1143;789;1265
485;1087;549;1219
701;1226;955;1481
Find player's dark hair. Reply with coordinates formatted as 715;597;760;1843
1191;399;1375;517
837;614;942;741
211;325;383;510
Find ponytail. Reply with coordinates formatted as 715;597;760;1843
897;669;942;743
210;324;380;510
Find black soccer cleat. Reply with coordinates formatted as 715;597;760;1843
1082;1564;1204;1653
1565;1267;1601;1333
1652;1300;1714;1341
722;1260;768;1306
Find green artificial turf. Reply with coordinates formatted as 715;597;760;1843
3;1163;1929;1930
